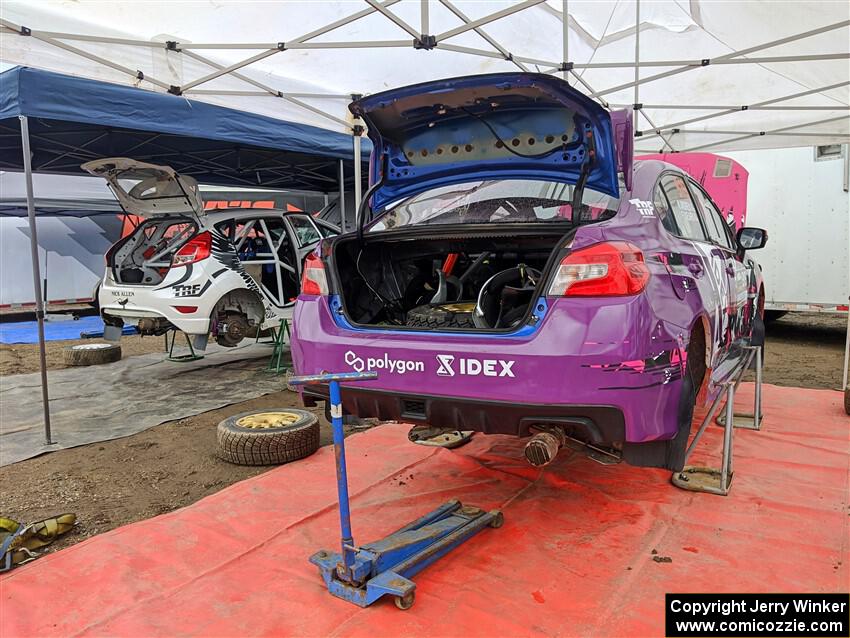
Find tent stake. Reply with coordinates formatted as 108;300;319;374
19;115;53;446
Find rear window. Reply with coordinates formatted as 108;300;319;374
369;179;622;232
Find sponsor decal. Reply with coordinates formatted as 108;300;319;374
174;283;202;298
629;198;655;217
342;350;516;378
344;350;424;375
111;290;134;297
436;354;515;378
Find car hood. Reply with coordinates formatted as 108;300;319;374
350;73;623;211
81;158;205;218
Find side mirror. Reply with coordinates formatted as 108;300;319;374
737;226;768;251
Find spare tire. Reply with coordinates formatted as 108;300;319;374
405;302;476;330
63;343;122;366
217;409;319;466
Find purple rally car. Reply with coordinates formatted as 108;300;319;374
291;73;767;471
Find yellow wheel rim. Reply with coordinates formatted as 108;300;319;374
437;302;475;313
236;411;300;429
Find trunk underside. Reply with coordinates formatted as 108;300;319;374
333;229;570;332
109;216;197;286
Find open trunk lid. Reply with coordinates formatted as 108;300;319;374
82;157;205;219
350;73;626;212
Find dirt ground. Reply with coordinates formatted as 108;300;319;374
0;390;374;555
0;334;165;376
0;312;845;557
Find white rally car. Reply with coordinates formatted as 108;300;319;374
83;158;337;348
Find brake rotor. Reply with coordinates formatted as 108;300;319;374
236;411;301;429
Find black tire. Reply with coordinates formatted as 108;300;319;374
844;386;849;416
63;343;121;366
405;303;475;330
665;326;707;471
217;408;319;466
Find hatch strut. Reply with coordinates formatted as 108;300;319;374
571;129;597;222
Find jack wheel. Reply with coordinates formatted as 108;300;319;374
394;592;415;610
489;511;505;528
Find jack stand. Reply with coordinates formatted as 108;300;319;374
672;346;759;496
165;330;204;362
716;345;763;430
288;371;503;610
266;319;290;374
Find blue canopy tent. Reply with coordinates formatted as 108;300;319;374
0;66;369;444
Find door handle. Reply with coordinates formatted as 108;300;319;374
687;262;703;276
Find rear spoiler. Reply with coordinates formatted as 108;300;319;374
610;109;634;192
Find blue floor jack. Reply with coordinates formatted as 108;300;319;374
288;371;503;610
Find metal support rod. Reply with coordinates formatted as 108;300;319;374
682;115;849;153
353;134;363;219
684;382;727;459
329;380;356;578
338;159;347;234
634;80;850;142
720;384;735;489
421;0;429;36
365;0;422;39
434;0;544;43
754;346;763;427
591;19;850;98
843;305;850;391
561;0;569;80
437;0;529;71
20;116;53;445
633;0;640;132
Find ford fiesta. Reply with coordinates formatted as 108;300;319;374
291;73;767;471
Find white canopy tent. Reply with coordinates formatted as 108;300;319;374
1;0;848;153
0;0;848;440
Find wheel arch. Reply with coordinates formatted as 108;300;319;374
211;286;266;325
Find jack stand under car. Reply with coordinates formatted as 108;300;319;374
287;371;503;610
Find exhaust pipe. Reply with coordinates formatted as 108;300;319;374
524;431;564;467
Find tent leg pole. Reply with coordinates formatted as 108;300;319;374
843;304;849;391
19;115;53;446
353;134;362;221
338;159;346;233
633;0;640;131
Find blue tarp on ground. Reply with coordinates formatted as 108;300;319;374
0;67;370;193
0;315;104;344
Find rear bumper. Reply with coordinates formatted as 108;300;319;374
292;294;686;443
303;384;625;442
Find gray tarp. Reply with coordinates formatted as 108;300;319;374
0;343;290;467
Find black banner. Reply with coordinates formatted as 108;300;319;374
666;594;849;637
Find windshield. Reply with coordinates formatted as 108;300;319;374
369;179;623;231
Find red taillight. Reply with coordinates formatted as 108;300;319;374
173;305;198;314
172;232;211;267
301;251;328;296
548;241;650;297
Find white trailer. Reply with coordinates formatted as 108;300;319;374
725;145;849;393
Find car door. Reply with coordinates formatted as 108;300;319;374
690;183;749;345
655;173;735;374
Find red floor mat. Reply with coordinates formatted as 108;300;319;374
2;383;847;637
